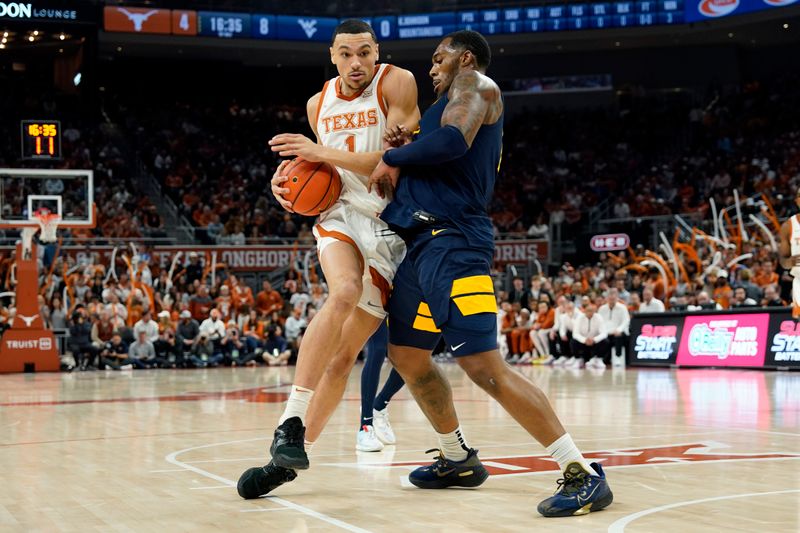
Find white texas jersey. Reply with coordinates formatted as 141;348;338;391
791;215;800;278
316;63;392;217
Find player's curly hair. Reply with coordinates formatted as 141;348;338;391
445;30;491;70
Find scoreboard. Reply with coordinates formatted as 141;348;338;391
198;4;686;40
20;120;62;161
389;3;683;38
103;0;798;40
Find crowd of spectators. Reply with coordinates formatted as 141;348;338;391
499;74;800;239
0;245;324;370
128;100;307;245
1;70;799;371
496;243;790;369
0;89;164;242
487;72;800;371
122;71;800;249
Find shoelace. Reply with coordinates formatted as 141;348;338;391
554;468;588;496
424;448;451;471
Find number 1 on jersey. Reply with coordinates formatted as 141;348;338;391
345;135;355;153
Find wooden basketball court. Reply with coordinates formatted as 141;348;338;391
1;364;798;532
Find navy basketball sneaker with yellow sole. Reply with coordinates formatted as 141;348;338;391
408;448;489;489
237;461;297;499
270;416;309;470
537;462;613;517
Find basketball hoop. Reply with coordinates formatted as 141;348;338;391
33;208;60;243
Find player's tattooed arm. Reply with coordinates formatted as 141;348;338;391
441;71;502;147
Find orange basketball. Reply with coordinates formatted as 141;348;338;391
280;158;342;216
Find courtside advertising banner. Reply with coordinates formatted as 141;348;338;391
630;314;683;365
677;313;769;367
767;311;800;368
630;309;799;369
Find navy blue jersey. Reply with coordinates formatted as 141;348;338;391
381;94;503;251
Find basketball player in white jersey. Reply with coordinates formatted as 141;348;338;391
237;20;420;498
779;187;800;319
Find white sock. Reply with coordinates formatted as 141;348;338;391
437;426;470;461
279;385;314;424
304;440;315;454
546;433;598;476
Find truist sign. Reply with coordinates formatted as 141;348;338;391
677;314;769;367
0;3;79;21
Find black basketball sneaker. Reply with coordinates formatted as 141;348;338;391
237;461;297;499
408;448;489;489
537;462;613;517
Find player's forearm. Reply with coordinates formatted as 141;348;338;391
382;126;468;167
319;146;383;177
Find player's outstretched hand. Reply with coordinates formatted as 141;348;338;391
368;159;400;200
269;133;323;161
271;160;294;212
383;124;413;148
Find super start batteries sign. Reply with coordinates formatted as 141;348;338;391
630;309;800;369
769;318;800;365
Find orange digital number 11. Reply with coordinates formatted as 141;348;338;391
345;135;355;153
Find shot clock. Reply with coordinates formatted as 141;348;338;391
21;120;62;161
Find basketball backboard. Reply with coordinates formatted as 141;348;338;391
0;168;95;229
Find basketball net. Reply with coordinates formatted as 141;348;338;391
35;210;60;243
21;208;60;258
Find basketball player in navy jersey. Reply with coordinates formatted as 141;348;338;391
368;30;613;517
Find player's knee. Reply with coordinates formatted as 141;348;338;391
466;369;504;394
327;277;362;311
386;350;408;373
326;350;356;380
387;348;427;377
458;357;507;394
